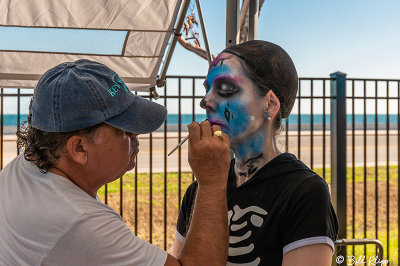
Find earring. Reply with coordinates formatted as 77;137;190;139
264;112;272;121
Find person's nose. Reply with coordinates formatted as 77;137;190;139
200;93;217;112
129;133;139;146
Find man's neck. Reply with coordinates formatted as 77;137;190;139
49;163;98;199
231;126;281;187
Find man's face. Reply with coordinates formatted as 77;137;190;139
87;124;139;183
201;53;266;144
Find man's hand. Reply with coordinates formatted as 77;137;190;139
187;121;231;188
170;120;230;265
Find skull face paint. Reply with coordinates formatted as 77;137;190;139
202;54;265;142
201;53;270;181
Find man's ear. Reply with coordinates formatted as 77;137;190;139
66;135;88;165
263;90;281;119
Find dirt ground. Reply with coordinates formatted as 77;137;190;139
347;179;398;234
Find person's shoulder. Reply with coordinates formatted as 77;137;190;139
265;153;322;181
287;170;331;206
54;181;119;218
43;209;167;266
271;153;330;195
282;153;323;179
0;153;26;175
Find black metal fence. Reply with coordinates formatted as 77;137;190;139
0;74;399;264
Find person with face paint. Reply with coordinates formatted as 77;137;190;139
172;40;339;266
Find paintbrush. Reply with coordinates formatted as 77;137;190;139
168;135;189;156
168;119;213;156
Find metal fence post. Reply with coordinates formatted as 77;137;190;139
330;71;347;263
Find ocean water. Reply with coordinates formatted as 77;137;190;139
4;114;398;126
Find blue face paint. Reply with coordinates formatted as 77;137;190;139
204;59;266;163
204;64;231;92
207;99;249;138
234;130;264;159
205;64;251;138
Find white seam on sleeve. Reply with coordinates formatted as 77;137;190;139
283;236;335;255
175;229;186;243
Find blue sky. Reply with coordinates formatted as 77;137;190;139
167;0;400;79
2;0;400;114
1;0;399;79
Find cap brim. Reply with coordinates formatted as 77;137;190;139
105;95;167;134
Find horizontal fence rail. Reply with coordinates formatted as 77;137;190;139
0;75;399;264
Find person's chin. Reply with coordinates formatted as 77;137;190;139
126;156;137;171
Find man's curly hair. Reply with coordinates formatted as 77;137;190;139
17;99;103;173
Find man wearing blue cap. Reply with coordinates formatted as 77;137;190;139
0;60;231;265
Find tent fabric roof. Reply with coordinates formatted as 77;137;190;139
0;0;183;91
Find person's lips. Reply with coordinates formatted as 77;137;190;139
131;141;140;156
207;119;228;130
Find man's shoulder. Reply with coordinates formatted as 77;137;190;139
0;155;122;264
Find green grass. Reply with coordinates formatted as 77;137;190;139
99;165;399;196
314;165;399;265
98;172;194;197
313;165;398;184
343;224;397;265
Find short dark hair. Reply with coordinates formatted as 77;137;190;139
220;40;298;131
17;103;103;173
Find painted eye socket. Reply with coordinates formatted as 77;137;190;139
215;80;239;97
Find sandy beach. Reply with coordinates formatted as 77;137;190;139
2;130;399;172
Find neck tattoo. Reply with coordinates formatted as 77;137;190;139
237;153;264;178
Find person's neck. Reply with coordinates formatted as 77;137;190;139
231;125;281;187
48;162;98;199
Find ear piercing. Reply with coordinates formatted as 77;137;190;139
264;112;271;121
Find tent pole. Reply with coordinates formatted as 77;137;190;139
226;0;239;47
248;0;258;40
156;0;191;88
194;0;212;64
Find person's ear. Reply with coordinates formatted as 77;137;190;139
263;90;280;120
65;135;88;165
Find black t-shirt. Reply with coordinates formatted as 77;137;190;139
176;153;339;266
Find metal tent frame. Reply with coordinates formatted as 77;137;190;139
0;0;212;94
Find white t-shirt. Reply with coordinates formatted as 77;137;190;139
0;154;167;266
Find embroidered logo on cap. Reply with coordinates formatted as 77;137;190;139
108;73;129;97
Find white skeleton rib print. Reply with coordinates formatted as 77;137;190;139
227;205;268;266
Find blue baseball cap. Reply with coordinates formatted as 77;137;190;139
31;59;167;134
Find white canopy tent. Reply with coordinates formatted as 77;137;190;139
0;0;207;92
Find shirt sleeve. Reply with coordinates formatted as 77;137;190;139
281;175;339;255
42;212;167;266
176;181;198;241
